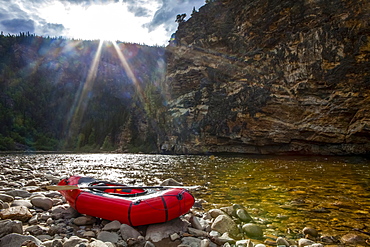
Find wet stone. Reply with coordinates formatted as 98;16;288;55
236;208;253;222
220;206;235;216
211;214;239;237
209;209;226;218
236;239;253;247
298;238;316;247
160;178;182;186
218;232;236;244
242;223;263;238
276;237;291;246
255;244;267;247
302;227;318;237
341;233;366;245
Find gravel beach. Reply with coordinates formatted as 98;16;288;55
0;157;369;247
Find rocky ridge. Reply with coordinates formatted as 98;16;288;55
160;0;370;155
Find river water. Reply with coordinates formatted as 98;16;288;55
2;153;370;238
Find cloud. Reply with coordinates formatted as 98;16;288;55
0;2;28;19
0;0;205;45
29;0;120;6
39;22;66;37
141;0;204;33
1;18;35;33
124;0;153;17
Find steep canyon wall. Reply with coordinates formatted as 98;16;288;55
160;0;370;155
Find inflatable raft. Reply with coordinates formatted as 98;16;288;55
57;176;195;226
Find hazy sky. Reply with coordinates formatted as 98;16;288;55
0;0;205;46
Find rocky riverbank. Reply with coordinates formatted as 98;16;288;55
0;161;369;247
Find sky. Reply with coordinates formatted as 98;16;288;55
0;0;205;46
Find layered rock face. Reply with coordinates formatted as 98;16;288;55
161;0;370;155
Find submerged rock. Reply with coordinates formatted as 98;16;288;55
242;223;263;238
236;208;253;222
341;233;366;245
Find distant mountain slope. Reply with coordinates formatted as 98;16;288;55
0;34;166;152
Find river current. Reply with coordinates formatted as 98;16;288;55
2;153;369;238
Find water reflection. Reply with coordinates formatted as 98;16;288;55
2;153;369;236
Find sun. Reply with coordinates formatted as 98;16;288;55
37;1;164;44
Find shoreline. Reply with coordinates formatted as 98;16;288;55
0;159;369;247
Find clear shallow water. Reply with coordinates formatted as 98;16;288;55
2;153;369;237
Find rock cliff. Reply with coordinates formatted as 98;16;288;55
160;0;370;155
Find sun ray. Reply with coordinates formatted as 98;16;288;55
111;41;147;106
65;40;104;147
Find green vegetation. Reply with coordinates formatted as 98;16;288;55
0;33;167;152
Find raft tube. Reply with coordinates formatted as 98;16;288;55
58;176;195;226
